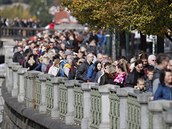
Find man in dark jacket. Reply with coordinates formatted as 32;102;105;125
76;53;94;82
12;45;24;64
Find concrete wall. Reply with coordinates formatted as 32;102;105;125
1;62;172;129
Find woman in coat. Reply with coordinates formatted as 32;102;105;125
99;62;114;85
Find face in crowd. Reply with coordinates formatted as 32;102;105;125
148;55;156;66
135;60;143;73
167;60;172;71
164;70;172;86
87;53;94;64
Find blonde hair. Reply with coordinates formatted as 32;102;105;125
118;58;129;74
53;59;60;67
137;78;145;83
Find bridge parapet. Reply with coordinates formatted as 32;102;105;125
2;62;172;129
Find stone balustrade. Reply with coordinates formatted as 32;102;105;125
1;62;172;129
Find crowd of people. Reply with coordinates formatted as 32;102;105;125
12;29;172;100
0;16;41;28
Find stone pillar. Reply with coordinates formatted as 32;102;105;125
149;100;170;129
117;87;133;129
81;83;98;129
7;63;13;92
137;92;152;129
26;71;41;108
99;84;118;129
5;62;10;89
51;77;63;119
163;103;172;128
39;74;47;113
17;68;28;102
11;65;22;97
65;80;75;125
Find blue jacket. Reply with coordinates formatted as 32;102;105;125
154;84;172;100
86;63;94;81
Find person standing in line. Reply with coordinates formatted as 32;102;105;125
126;60;144;87
76;53;94;82
153;53;169;94
167;59;172;71
99;62;114;85
154;69;172;100
148;54;157;67
12;45;24;65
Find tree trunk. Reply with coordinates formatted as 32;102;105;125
157;36;164;53
140;33;147;52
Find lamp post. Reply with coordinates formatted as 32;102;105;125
106;30;112;57
152;35;157;55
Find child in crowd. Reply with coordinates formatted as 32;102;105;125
144;65;154;92
134;78;146;93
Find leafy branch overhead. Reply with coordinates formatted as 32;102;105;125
63;0;172;35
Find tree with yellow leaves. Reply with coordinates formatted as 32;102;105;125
63;0;172;36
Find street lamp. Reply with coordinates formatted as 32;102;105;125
152;35;157;55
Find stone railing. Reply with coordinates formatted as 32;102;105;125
0;27;55;39
2;62;172;129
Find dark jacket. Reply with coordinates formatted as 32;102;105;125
99;73;114;85
153;67;161;80
154;84;172;100
126;68;144;87
76;60;92;82
12;51;24;64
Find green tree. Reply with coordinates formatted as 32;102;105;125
63;0;172;36
0;5;34;19
29;0;52;26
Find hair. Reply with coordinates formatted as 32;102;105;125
118;63;125;72
156;53;169;65
137;77;145;83
118;58;129;74
159;69;172;85
28;54;34;60
104;62;111;68
53;58;60;67
134;59;143;67
147;65;155;72
93;61;101;72
140;53;148;60
148;54;156;61
72;57;79;66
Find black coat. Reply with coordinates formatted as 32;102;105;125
76;60;92;82
12;51;24;64
99;73;114;86
126;68;144;87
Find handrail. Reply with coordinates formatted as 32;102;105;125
2;62;172;129
0;26;55;39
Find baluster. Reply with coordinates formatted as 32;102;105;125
81;82;97;129
163;103;172;129
11;65;22;97
6;62;11;90
149;100;170;129
25;71;41;108
65;80;75;125
99;84;118;129
17;68;28;102
137;92;152;129
51;77;63;119
38;74;47;113
117;87;133;129
7;63;15;93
